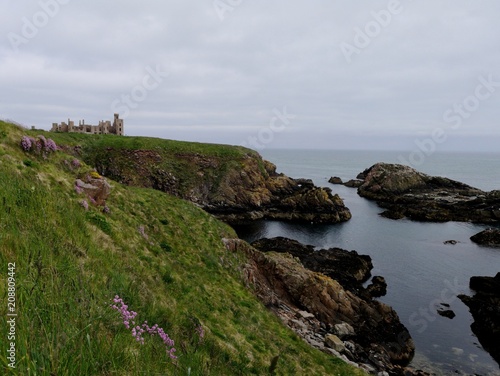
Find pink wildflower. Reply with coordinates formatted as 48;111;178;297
20;136;32;151
110;295;176;359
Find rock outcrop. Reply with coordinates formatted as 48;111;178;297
75;173;111;206
344;179;364;188
329;176;343;184
251;237;373;295
356;163;500;223
200;157;352;224
470;228;500;246
232;237;415;374
458;273;500;365
83;146;351;225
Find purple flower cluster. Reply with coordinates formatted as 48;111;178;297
20;135;57;155
111;295;177;359
21;136;33;151
45;138;57;152
102;206;110;214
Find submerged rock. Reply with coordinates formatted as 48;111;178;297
470;228;500;246
436;308;456;319
356;163;500;223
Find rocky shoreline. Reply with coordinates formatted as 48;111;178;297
223;237;429;375
340;162;500;223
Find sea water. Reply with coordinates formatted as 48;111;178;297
234;149;500;375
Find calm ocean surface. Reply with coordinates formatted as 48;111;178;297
234;150;500;375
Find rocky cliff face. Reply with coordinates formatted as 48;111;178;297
224;238;417;375
83;146;351;224
459;273;500;366
357;163;500;222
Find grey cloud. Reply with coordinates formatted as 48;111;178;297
1;0;500;151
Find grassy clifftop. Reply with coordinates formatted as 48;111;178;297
47;130;263;198
43;129;351;225
0;121;361;375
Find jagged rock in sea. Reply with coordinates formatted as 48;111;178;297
470;228;500;246
329;176;343;184
240;237;415;374
458;273;500;366
355;163;500;223
343;179;364;188
436;309;455;319
365;276;387;298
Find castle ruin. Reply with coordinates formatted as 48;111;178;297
51;113;124;135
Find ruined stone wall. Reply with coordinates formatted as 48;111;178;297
51;114;124;135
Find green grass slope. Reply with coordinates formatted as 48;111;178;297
0;121;363;375
42;129;267;200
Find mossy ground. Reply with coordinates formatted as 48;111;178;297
0;121;363;375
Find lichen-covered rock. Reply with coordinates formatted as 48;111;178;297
75;174;111;206
356;163;499;223
325;334;345;352
333;322;355;339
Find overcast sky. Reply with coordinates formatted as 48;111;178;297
2;1;500;151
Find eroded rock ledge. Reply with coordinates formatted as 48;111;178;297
223;237;422;375
354;163;500;223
